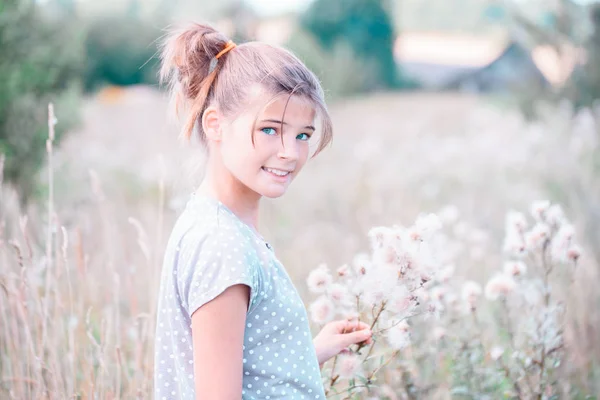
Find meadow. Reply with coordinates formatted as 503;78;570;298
1;86;598;399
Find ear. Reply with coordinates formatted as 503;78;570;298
202;106;221;142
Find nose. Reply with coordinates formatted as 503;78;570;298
277;136;300;161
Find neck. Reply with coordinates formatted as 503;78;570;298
197;158;262;232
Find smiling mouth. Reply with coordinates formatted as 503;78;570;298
262;166;292;177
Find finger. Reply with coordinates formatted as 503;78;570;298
339;329;372;347
333;320;352;333
337;319;357;334
339;348;352;356
346;320;370;333
352;321;371;331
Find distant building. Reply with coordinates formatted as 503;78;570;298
394;32;582;93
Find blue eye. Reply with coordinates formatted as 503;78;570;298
297;133;311;141
261;127;277;136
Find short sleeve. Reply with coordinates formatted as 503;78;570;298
176;225;263;317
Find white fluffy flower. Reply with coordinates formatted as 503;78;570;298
410;213;443;241
309;296;335;324
506;210;528;233
386;319;411;350
524;223;551;250
503;231;527;257
306;264;333;293
555;224;575;244
490;346;504;361
327;283;353;306
373;244;400;265
530;200;551;222
359;266;397;305
546;204;566;227
337;353;362;379
503;261;527;277
461;280;482;307
387;286;414;315
336;264;351;278
485;274;516;300
368;226;393;250
566;245;582;262
352;253;371;276
550;224;577;263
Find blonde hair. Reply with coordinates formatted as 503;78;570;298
159;22;333;157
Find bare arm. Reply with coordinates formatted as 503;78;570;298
191;284;250;400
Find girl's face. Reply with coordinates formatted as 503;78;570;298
217;91;316;199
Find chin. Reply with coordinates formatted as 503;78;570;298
260;186;289;199
261;190;287;199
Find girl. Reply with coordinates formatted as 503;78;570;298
154;23;372;399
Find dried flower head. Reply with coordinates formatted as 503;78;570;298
566;245;582;262
485;273;516;300
462;280;483;307
337;353;363;379
525;223;551;250
309;296;335;324
503;261;527;277
546;204;566;227
506;210;528;233
306;264;332;293
386;319;411;350
336;264;351;278
530;200;551;222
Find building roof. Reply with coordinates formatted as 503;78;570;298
394;31;583;86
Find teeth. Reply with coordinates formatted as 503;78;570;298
264;167;290;176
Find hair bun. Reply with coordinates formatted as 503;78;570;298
160;23;230;100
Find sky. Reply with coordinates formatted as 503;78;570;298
246;0;600;16
247;0;315;16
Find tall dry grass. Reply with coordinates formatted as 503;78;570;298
0;101;165;399
0;89;599;398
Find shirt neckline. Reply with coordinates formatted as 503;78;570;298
190;191;273;250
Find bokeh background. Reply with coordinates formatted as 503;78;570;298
1;0;600;398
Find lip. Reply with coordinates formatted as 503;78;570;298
262;166;293;181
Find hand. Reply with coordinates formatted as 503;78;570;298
312;319;373;367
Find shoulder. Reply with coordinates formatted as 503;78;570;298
178;214;252;258
175;210;267;278
175;208;266;316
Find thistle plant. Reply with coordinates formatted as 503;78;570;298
309;201;584;399
307;213;448;398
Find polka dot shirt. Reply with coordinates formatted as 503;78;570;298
154;192;326;399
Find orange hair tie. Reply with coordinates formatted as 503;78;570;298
215;40;236;59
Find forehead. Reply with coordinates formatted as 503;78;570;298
244;84;316;123
261;95;315;120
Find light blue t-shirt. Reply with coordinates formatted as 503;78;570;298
154;192;325;399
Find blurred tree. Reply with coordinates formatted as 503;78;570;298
301;0;400;91
502;0;590;106
0;0;83;202
571;3;600;108
83;12;162;91
286;29;384;99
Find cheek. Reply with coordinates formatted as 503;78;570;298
221;130;252;160
220;136;267;178
294;145;310;172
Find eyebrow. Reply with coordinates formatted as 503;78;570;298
260;119;315;131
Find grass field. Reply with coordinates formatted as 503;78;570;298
1;86;598;398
